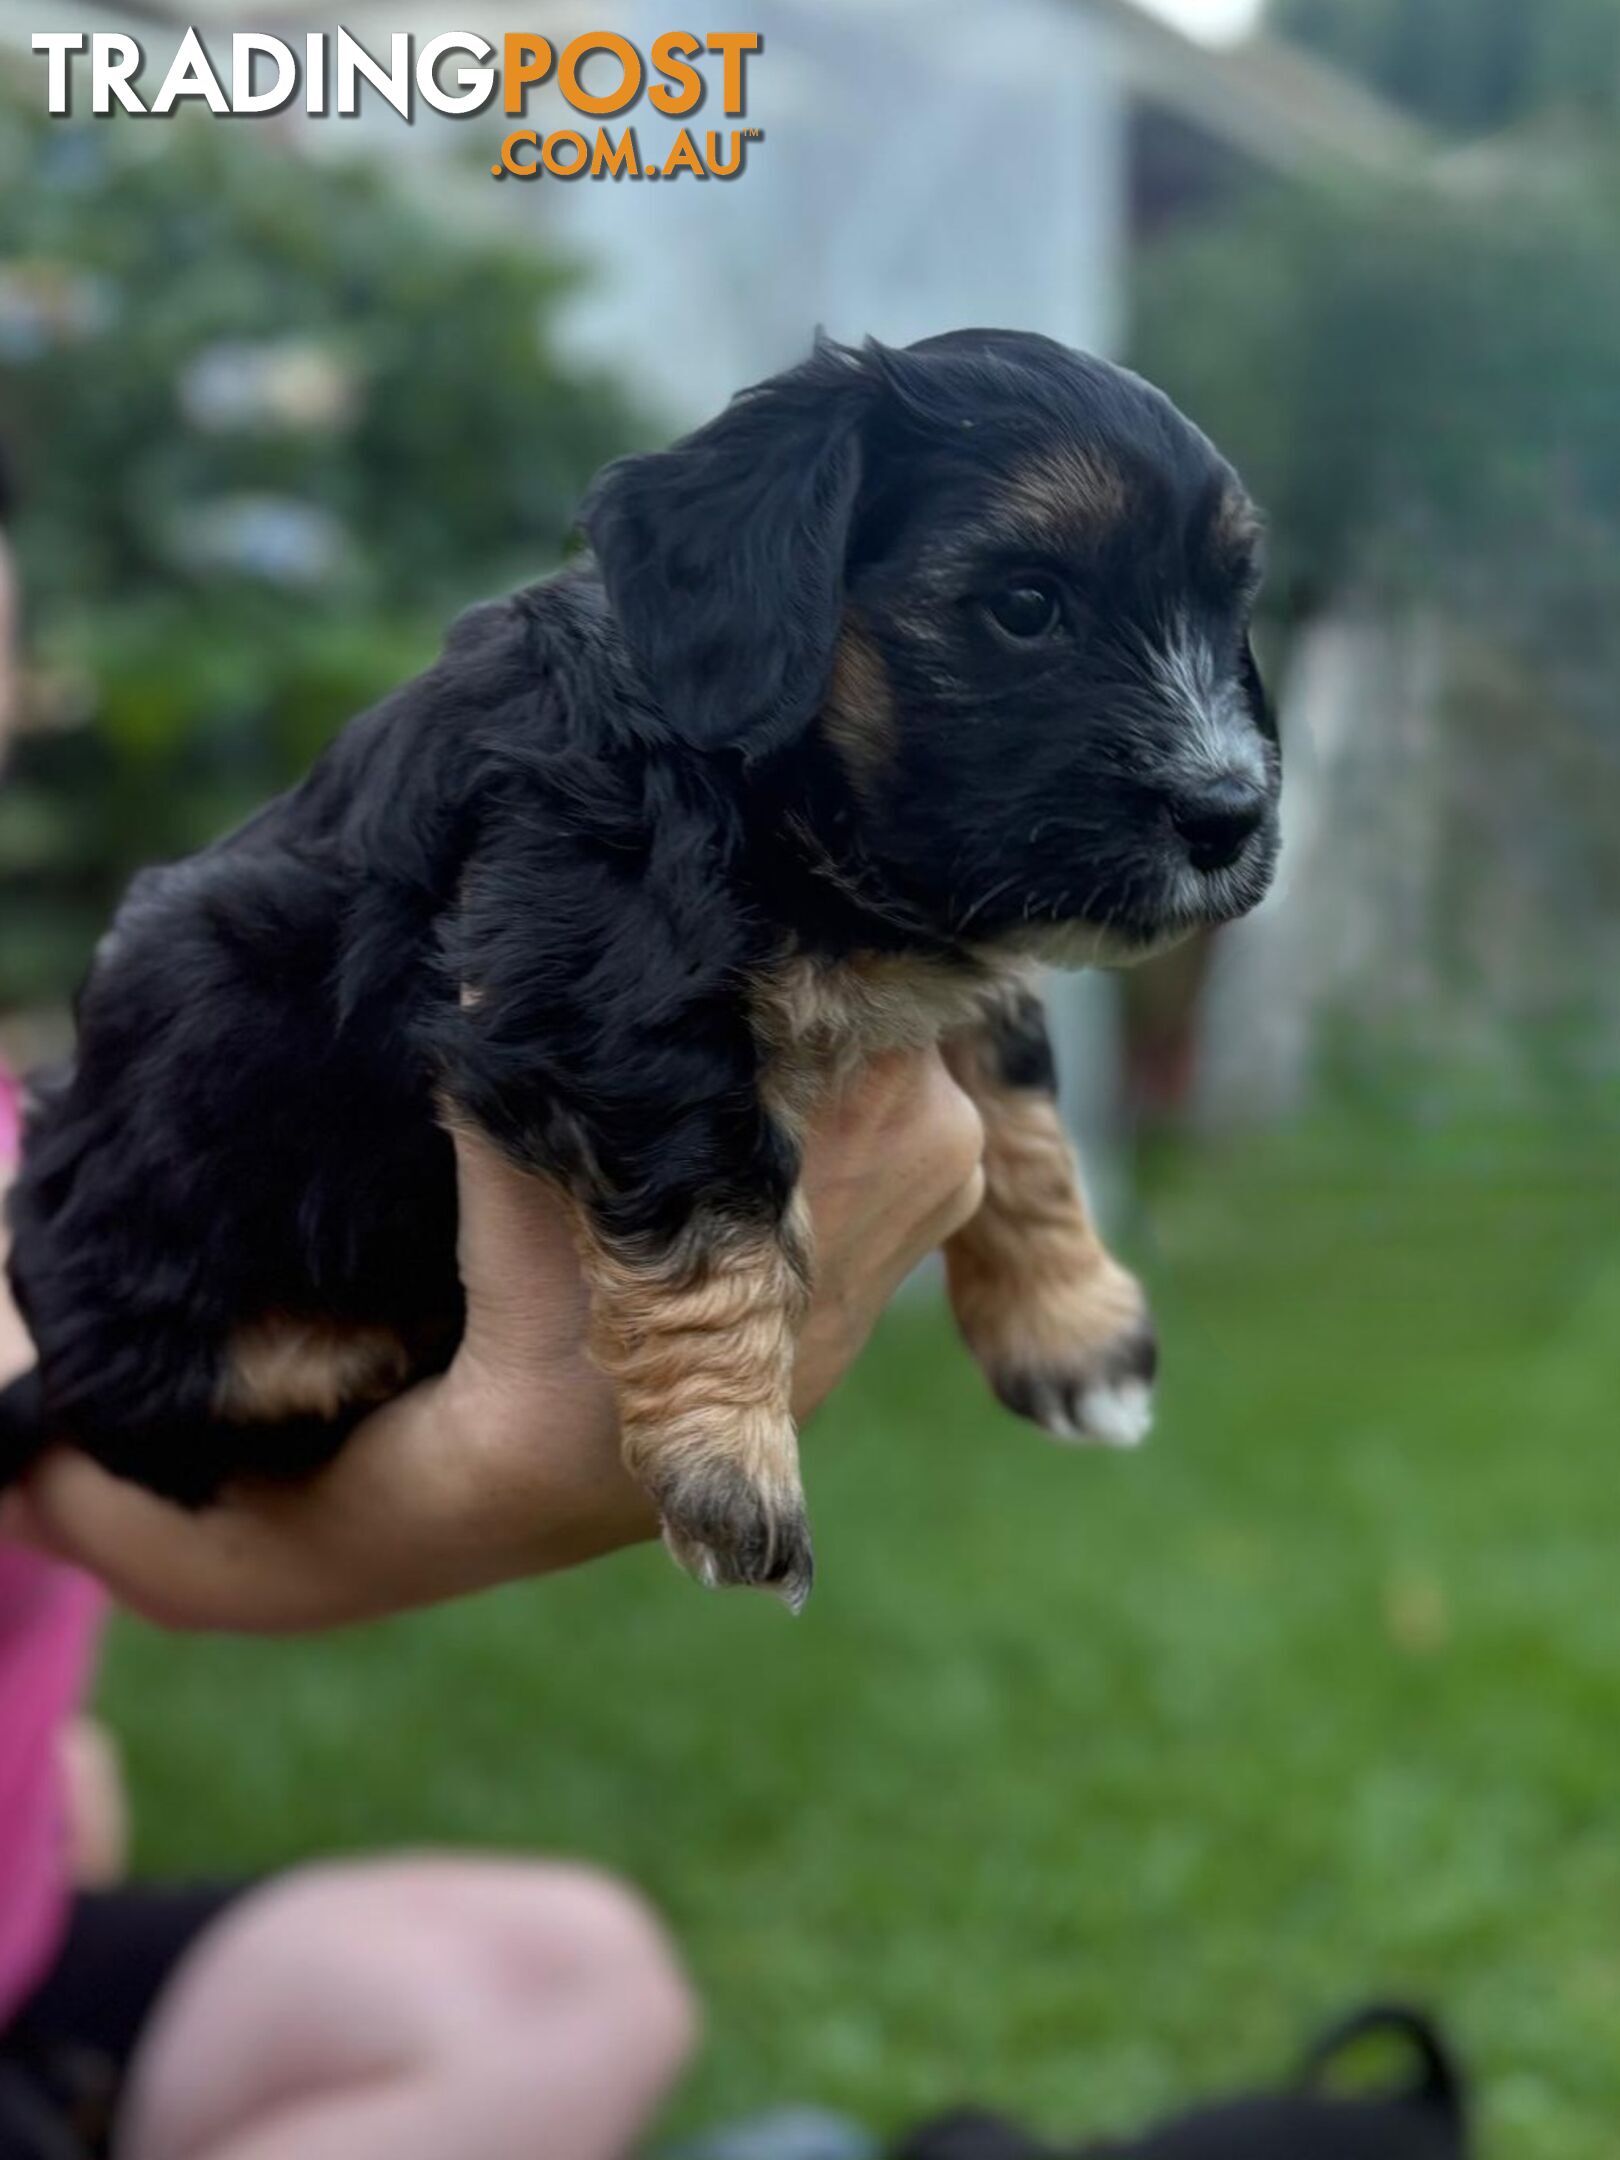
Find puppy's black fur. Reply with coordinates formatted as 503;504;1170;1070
2;330;1279;1594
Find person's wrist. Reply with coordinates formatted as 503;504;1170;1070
793;1294;870;1422
428;1348;656;1582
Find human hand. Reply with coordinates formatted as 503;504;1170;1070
1;1050;984;1630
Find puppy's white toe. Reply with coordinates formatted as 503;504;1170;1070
1075;1374;1154;1450
989;1318;1158;1452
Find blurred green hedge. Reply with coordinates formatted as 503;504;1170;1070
0;95;643;1007
1134;166;1620;639
1133;160;1620;820
1131;164;1620;1094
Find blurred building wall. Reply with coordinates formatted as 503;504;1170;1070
548;0;1126;415
1197;610;1447;1124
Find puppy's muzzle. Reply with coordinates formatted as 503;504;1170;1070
1165;771;1270;876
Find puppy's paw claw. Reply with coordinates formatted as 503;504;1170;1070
973;1255;1158;1451
993;1329;1157;1450
656;1455;815;1611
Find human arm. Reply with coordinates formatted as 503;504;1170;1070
0;1049;983;1630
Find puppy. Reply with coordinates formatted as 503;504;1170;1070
1;329;1279;1607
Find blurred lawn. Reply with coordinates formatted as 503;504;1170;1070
101;1120;1620;2158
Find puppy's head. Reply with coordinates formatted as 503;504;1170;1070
582;330;1278;961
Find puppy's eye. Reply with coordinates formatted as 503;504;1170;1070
985;580;1062;641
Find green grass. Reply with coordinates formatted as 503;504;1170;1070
102;1119;1620;2156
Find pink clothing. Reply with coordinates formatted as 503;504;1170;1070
0;1554;101;2020
0;1065;17;1162
0;1060;105;2024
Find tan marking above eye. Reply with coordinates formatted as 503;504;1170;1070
1002;448;1128;536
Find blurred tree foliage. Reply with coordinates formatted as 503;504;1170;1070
0;95;641;1007
1134;163;1620;1085
1134;167;1620;680
1273;0;1620;136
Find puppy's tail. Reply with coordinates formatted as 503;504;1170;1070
1300;2003;1468;2133
0;1369;47;1490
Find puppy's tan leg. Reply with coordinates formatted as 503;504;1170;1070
578;1200;815;1609
944;989;1156;1448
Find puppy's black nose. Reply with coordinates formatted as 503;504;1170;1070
1168;775;1268;874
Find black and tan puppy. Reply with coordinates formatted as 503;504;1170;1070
1;330;1279;1607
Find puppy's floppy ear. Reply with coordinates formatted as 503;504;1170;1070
581;342;873;758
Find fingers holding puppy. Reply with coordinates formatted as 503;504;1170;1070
793;1048;986;1410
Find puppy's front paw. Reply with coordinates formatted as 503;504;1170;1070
647;1415;815;1612
964;1258;1157;1451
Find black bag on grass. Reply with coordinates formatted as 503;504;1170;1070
0;2027;120;2160
893;2006;1468;2160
